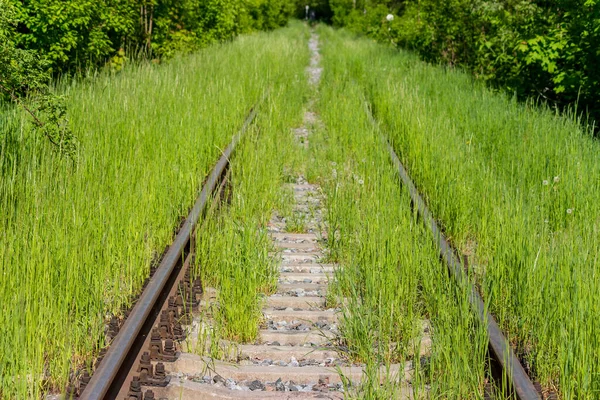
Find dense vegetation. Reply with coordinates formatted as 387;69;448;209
0;25;306;399
2;1;599;397
7;0;295;71
194;25;308;347
324;26;600;398
313;25;488;397
0;0;76;156
329;0;600;124
0;0;297;154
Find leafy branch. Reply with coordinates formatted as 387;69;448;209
0;0;77;159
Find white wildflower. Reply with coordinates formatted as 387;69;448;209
567;208;573;214
542;180;549;186
358;179;364;185
554;176;560;183
386;14;394;22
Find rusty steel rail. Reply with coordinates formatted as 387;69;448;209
386;144;541;399
386;143;540;399
79;95;265;400
364;102;540;399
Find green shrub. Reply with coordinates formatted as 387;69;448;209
8;0;295;73
329;0;600;126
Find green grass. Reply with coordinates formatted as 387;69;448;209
4;20;595;399
317;25;600;398
309;25;489;398
0;22;308;398
283;209;308;233
193;24;309;346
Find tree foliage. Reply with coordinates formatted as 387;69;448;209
1;0;76;157
330;0;600;124
8;0;295;72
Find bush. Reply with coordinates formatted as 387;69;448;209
0;0;75;157
330;0;600;126
8;0;295;72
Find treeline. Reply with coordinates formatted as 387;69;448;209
329;0;600;125
6;0;295;73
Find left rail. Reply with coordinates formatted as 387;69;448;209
79;95;265;400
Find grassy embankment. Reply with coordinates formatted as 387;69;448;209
0;23;307;398
308;26;489;398
320;26;600;398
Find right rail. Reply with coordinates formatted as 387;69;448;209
370;102;541;399
386;141;540;399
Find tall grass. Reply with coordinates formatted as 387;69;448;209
0;22;308;399
193;34;309;344
312;25;488;398
319;26;600;398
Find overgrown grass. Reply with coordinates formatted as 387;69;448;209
193;54;310;345
0;22;308;399
319;25;600;398
311;25;488;398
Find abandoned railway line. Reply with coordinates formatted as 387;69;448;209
59;32;550;400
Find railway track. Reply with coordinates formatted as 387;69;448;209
76;101;262;400
362;101;545;400
384;136;542;400
72;31;544;400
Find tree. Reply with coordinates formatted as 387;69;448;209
0;0;76;157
